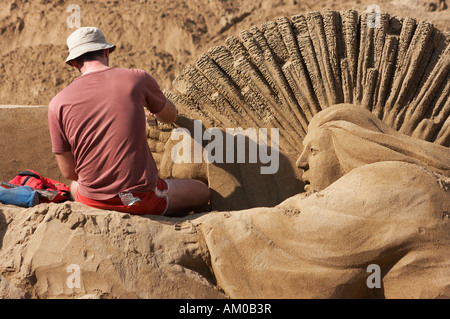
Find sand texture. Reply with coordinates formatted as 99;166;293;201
0;0;449;299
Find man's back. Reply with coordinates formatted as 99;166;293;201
48;67;166;200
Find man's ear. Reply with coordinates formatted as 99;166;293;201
70;60;82;73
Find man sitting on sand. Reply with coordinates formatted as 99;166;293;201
48;27;210;217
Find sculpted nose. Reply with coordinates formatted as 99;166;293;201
296;152;309;171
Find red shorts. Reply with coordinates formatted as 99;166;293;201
76;179;169;215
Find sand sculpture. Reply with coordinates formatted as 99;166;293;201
198;104;450;298
155;8;449;211
0;9;449;299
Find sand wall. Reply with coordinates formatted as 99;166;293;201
0;105;70;185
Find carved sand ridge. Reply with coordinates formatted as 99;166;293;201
167;9;450;151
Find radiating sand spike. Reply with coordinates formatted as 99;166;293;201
208;45;272;123
401;25;440;110
276;16;303;65
226;35;285;124
164;90;212;126
355;11;375;104
372;12;390;70
276;16;317;111
382;17;417;119
340;58;353;104
406;29;448;109
400;43;450;135
306;11;339;106
386;21;435;129
175;65;241;128
240;29;282;99
243;26;308;132
291;13;329;109
262;49;308;136
169;10;449;151
282;62;314;121
225;35;251;62
408;64;450;140
341;9;359;94
277;16;322;115
395;17;417;71
196;54;263;129
248;26;271;52
261;20;290;64
372;34;398;118
208;45;244;87
361;68;378;110
234;56;305;143
240;27;309;136
429;70;450;120
268;116;299;152
322;10;344;103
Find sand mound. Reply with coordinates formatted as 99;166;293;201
0;201;225;299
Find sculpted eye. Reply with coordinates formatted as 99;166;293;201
310;147;318;155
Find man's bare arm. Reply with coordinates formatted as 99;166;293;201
154;99;178;124
55;152;78;181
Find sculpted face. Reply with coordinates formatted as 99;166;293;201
296;128;344;192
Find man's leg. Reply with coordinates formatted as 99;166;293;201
163;179;210;217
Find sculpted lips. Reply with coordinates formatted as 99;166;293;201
302;173;311;191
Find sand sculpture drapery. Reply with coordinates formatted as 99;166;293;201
165;9;449;152
198;160;450;299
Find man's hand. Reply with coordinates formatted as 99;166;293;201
154;99;178;124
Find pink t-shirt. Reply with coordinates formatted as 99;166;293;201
48;67;167;200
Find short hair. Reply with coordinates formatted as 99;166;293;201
72;49;106;65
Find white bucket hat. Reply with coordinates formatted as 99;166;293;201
65;27;116;65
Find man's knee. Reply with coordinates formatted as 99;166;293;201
165;179;210;215
191;179;210;205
